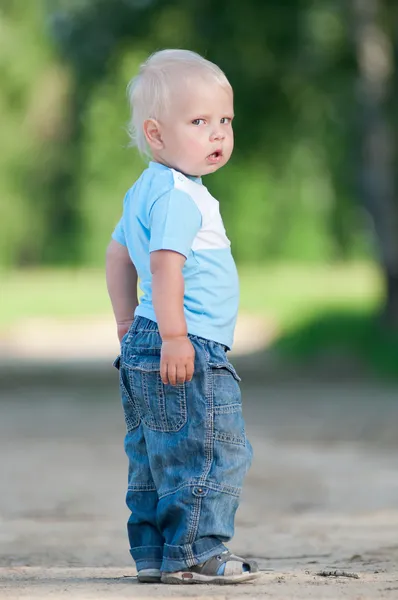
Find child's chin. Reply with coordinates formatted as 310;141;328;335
206;161;224;173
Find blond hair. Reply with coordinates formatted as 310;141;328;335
127;49;231;155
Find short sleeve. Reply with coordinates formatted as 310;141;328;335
111;218;126;246
149;189;202;258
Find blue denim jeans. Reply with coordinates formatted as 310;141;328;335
114;316;252;573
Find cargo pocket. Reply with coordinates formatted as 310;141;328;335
113;355;140;431
127;358;187;433
210;361;246;447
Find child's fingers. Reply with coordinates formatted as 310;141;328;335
160;359;169;385
167;364;178;386
185;360;194;382
176;363;187;384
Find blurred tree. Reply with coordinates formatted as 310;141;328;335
47;0;362;263
350;0;398;323
44;0;161;263
0;0;54;266
1;0;397;331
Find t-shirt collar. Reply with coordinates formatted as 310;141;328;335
149;161;202;185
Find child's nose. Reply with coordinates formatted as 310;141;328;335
210;129;225;141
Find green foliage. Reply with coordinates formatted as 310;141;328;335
0;0;392;267
0;1;48;265
272;310;398;378
0;1;82;265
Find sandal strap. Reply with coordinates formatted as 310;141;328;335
189;551;258;576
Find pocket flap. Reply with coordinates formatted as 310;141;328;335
209;361;241;382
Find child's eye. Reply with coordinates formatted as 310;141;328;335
221;117;232;125
192;118;206;126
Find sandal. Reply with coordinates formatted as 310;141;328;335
161;550;261;584
137;568;161;583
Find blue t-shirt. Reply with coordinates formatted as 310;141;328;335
112;161;239;349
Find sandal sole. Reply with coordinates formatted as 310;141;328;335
161;571;262;585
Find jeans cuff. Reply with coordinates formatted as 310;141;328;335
161;539;227;572
130;545;163;570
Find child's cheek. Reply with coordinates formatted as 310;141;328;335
186;134;204;155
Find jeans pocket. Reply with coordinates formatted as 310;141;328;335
210;361;246;446
121;377;140;431
127;358;187;432
209;360;242;406
114;355;140;431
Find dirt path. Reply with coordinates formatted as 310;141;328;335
1;372;398;598
1;566;397;599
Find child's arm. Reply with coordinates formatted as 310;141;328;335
151;250;195;386
106;239;138;342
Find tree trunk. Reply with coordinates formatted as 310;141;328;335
350;0;398;325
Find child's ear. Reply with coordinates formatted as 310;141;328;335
143;119;164;149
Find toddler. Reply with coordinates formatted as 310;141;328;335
106;49;259;585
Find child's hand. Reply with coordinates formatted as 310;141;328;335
117;320;133;343
161;336;195;385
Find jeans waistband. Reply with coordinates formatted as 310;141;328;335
130;316;228;352
131;316;160;334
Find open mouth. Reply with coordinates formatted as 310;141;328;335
207;150;223;162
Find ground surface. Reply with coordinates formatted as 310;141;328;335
1;351;398;599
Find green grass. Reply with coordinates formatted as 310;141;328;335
1;262;381;329
1;268;112;328
238;262;382;329
3;263;396;376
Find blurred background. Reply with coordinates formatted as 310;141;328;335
2;0;398;583
1;0;398;374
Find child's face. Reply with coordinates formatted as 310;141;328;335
151;78;234;177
